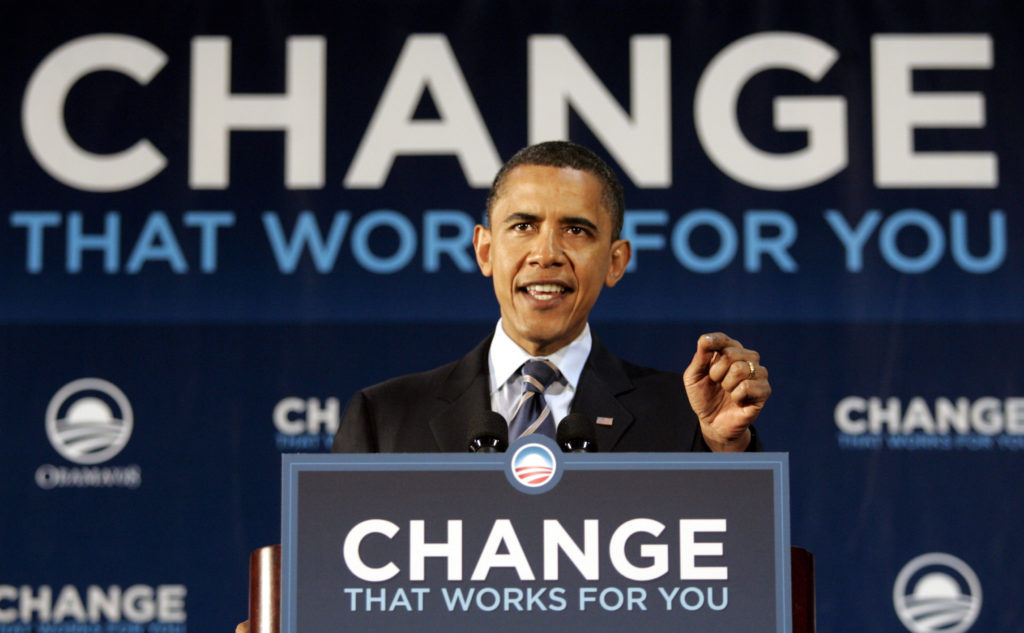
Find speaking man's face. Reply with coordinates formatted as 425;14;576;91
473;164;631;356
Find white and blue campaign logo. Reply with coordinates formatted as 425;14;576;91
505;438;562;494
512;444;556;486
45;378;134;465
893;552;982;633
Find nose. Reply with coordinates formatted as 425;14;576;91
526;225;565;266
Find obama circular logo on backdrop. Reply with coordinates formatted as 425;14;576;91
893;552;982;633
45;377;134;465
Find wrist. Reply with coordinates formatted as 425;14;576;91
704;427;752;452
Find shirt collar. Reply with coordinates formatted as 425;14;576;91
488;320;592;394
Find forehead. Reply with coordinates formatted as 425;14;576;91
491;165;611;224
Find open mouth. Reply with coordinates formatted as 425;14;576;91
520;283;570;301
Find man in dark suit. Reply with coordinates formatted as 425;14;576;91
333;141;770;454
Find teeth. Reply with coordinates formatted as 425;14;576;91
526;283;566;300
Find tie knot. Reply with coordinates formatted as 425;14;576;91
521;359;559;394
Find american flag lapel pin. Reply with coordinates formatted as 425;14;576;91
596;417;614;426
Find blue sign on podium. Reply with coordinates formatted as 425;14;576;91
281;439;790;633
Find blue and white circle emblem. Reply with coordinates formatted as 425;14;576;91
504;436;563;494
45;377;133;465
893;552;982;633
511;443;557;487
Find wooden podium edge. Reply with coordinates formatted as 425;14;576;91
790;546;816;633
248;544;281;633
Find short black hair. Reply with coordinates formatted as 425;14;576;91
485;140;625;240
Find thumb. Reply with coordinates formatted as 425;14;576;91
684;333;726;385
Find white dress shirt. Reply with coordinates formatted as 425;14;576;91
487;319;592;429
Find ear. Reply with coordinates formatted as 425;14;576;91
473;224;493;277
604;239;631;287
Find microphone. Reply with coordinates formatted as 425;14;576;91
557;413;598;453
467;411;509;453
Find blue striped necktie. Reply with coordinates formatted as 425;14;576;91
507;359;559;440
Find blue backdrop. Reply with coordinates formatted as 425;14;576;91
2;2;1021;633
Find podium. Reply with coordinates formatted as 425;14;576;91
247;444;814;633
245;544;814;633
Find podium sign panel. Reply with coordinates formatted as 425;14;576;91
281;440;790;633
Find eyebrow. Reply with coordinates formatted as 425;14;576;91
502;212;540;225
561;215;599;232
501;212;601;233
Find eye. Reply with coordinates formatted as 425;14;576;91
512;222;533;232
566;225;590;236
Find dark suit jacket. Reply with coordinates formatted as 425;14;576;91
332;334;761;453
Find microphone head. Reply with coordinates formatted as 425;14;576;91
557;413;598;452
467;411;509;453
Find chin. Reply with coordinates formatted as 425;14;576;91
528;328;577;351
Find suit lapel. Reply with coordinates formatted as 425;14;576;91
426;335;493;452
571;336;635;451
